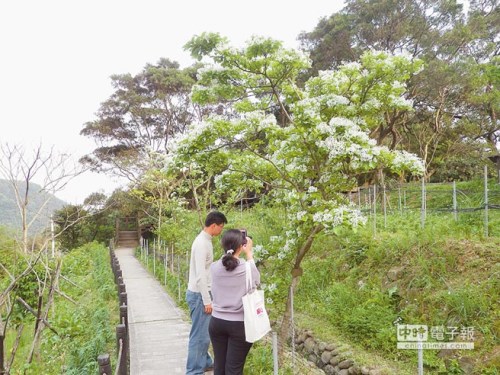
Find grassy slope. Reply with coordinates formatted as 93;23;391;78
236;180;500;374
1;242;118;374
295;211;499;374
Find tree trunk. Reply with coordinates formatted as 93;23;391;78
278;225;323;358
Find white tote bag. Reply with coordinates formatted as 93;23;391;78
241;262;271;343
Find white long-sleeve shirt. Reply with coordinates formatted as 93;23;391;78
187;230;213;305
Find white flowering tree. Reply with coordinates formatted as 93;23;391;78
174;33;425;340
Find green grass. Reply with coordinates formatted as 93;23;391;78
2;242;118;374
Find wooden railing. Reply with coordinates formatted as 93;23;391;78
98;242;129;375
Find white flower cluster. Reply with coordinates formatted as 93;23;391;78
388;94;413;109
307;186;318;193
313;211;333;224
361;98;382;111
296;211;307;221
312;205;367;229
253;244;269;257
262;283;277;292
316;117;379;166
392;150;425;174
196;63;225;80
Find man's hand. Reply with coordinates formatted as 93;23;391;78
204;303;212;314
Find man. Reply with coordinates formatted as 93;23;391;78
186;211;227;375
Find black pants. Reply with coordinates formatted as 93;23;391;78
209;316;253;375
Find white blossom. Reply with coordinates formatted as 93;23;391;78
296;211;307;221
307;186;318;193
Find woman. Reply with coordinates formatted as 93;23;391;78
209;229;260;375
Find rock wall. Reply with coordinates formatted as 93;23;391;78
295;329;383;375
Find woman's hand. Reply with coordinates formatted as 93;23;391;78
243;237;253;260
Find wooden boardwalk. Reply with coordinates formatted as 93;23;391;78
115;247;192;375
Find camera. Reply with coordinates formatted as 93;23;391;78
240;229;247;245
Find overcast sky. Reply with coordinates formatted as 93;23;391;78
0;0;345;204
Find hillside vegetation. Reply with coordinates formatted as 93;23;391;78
0;240;118;374
138;180;499;374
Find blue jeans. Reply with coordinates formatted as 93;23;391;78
186;290;213;374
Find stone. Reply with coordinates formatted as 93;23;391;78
387;266;405;281
324;364;336;375
321;351;333;364
349;365;362;374
330;356;340;366
308;354;318;364
326;343;336;351
297;331;308;343
369;370;383;375
304;337;316;353
313;342;321;355
339;360;354;369
458;356;475;374
339;370;350;375
319;342;327;351
361;367;370;375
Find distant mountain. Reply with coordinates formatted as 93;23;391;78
0;179;66;235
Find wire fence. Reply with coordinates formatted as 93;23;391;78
349;169;500;237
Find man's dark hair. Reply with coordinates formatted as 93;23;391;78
205;211;228;227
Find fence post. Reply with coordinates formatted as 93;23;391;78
398;186;402;214
420;178;426;228
164;244;168;285
484;165;489;237
453;181;458;221
119;292;128;307
120;305;128;328
290;285;295;373
418;341;424;375
381;171;387;228
115;268;122;286
177;255;181;301
98;353;112;375
373;185;377;236
272;331;278;375
116;324;127;375
368;186;372;216
153;238;156;276
0;330;5;375
118;282;126;295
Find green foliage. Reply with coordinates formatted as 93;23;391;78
80;57;200;180
3;242;118;374
298;0;500;179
